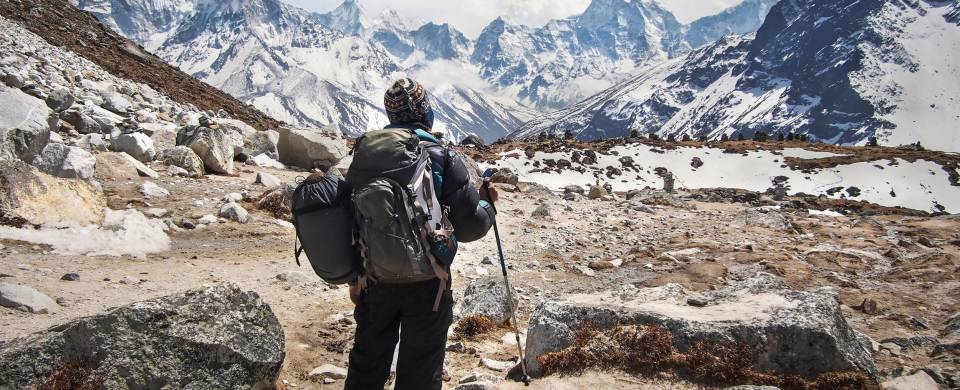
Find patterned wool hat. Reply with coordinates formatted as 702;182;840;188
384;78;434;128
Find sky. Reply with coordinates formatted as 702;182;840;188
285;0;746;37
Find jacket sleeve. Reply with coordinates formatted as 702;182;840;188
438;148;495;243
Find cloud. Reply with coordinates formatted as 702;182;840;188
288;0;746;36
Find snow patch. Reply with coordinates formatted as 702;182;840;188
0;209;170;258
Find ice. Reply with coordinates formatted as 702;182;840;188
0;209;170;258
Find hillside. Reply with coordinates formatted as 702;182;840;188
0;0;282;131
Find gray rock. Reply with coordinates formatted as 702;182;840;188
276;126;346;170
44;87;74;112
459;276;518;325
249;153;285;169
0;86;54;162
0;160;105;226
177;126;235;175
881;371;939;390
158;146;204;178
274;271;318;288
93;152;155;181
691;157;704;169
522;274;877;379
220;202;249;224
244;128;279;160
328;154;352;178
167;165;189;177
111;133;156;163
100;91;132;114
731;207;793;231
147;126;177;150
0;283;284;389
255;172;282;188
32;143;96;180
458;373;501;385
308;364;347;380
76;133;108;151
60;273;80;281
61;109;102;134
563;185;585;194
490;167;519;186
0;282;58;314
479;357;514;372
139;181;169;198
531;204;550;218
588;185;607;200
457;151;483;189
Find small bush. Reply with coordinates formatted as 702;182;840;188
537;324;878;389
453;315;497;340
35;359;103;390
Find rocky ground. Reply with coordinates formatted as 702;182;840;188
2;145;959;388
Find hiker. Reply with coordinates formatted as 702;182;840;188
344;78;498;390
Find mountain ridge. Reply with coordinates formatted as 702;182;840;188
512;0;960;152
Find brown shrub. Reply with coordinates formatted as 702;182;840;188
453;315;496;340
34;358;103;390
257;190;291;220
536;324;878;389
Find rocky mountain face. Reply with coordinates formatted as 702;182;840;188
514;0;960;152
471;0;778;110
73;0;532;142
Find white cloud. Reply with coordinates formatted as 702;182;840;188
287;0;747;37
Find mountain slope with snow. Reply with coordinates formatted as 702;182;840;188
471;0;777;110
73;0;533;141
514;0;960;152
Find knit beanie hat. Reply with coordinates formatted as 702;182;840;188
384;78;434;129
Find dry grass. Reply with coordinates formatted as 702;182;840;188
537;324;879;390
34;359;103;390
257;190;292;220
453;315;497;340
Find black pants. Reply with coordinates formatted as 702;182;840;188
345;278;453;390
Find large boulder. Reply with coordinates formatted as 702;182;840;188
731;207;793;231
100;91;133;114
458;276;518;326
0;160;105;227
111;133;156;163
219;119;278;159
0;283;285;389
276;126;346;170
158;146;204;178
0;85;54;162
523;274;877;379
93;152;157;181
0;282;58;314
178;126;235;175
31;143;96;180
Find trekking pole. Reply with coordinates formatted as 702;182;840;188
481;169;531;386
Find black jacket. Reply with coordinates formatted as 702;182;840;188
422;143;495;243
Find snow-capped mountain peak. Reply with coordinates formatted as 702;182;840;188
315;0;371;36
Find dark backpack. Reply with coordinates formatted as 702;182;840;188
347;127;454;310
291;174;359;285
